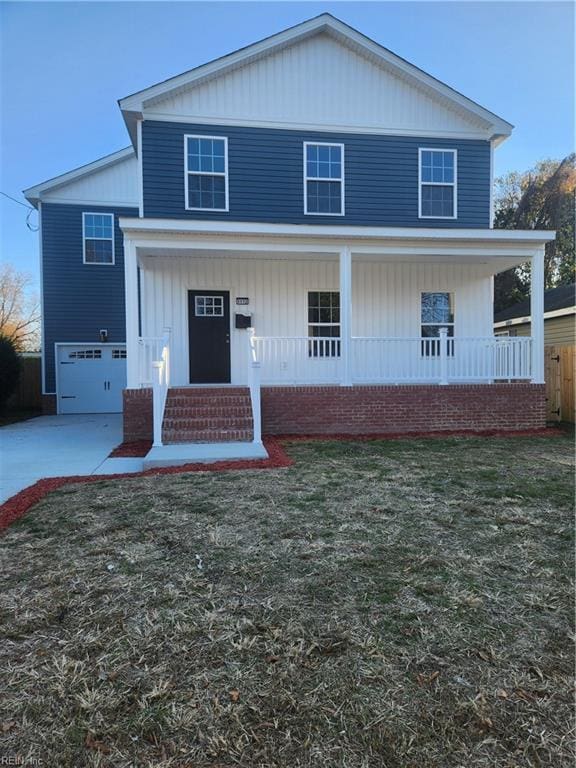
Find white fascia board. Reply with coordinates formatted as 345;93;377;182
141;112;493;141
494;306;576;327
23;147;135;207
118;14;512;140
119;217;555;245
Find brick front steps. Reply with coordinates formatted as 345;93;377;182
162;387;254;444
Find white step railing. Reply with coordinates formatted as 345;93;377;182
247;329;262;445
148;329;171;447
138;336;167;387
251;334;533;385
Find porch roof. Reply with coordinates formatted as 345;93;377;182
120;218;554;272
120;217;555;245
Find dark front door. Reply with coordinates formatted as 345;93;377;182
188;290;231;383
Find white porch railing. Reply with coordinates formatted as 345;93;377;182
252;333;533;385
139;330;171;447
247;329;262;445
251;336;342;384
352;334;533;383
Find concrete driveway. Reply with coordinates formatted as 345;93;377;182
0;414;143;504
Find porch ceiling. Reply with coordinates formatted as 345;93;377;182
138;248;526;273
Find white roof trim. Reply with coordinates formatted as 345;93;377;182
119;14;512;140
23;147;135;206
494;306;575;327
119;217;555;246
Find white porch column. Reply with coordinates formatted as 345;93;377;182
531;247;545;384
124;239;140;388
339;246;352;386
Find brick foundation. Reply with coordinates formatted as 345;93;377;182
123;383;546;441
260;383;547;435
41;394;57;415
123;388;153;441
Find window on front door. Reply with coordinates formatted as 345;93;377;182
308;291;341;357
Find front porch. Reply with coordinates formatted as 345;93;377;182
120;219;553;455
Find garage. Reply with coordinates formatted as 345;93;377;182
56;344;127;414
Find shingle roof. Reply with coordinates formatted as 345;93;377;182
494;284;575;323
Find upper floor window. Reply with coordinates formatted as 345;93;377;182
418;149;457;219
185;135;228;211
304;143;344;216
83;213;114;265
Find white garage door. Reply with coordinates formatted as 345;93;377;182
57;345;127;414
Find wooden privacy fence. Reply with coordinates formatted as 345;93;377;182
545;345;575;423
6;355;42;411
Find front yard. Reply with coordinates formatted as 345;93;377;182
0;435;574;767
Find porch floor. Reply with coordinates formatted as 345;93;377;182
143;441;268;469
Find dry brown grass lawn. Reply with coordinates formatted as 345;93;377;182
0;435;574;767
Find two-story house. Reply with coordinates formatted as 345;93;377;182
24;14;554;466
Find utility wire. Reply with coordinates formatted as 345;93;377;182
0;191;34;210
1;191;39;231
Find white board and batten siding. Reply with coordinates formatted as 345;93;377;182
145;35;491;139
139;255;494;386
40;153;139;207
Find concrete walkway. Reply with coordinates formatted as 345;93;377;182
0;414;143;504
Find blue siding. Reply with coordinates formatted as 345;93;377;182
42;203;138;392
143;121;490;227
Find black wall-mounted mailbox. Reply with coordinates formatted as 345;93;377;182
235;313;252;329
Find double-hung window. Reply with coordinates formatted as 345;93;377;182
421;292;454;356
304;143;344;215
308;291;341;357
419;149;457;219
185;135;228;211
83;213;114;265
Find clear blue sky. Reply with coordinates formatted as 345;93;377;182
1;1;574;293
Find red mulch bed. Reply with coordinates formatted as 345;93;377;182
0;428;565;534
278;427;565;442
109;440;152;457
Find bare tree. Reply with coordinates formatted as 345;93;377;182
0;264;40;351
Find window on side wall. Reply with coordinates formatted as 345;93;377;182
304;143;344;215
83;213;114;265
185;135;228;211
419;149;457;219
421;292;454;356
308;291;341;357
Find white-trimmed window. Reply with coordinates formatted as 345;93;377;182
418;149;457;219
83;213;114;265
308;291;341;357
421;292;454;356
185;135;228;211
195;295;224;317
304;143;344;215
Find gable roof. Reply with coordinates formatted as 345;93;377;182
494;284;576;323
23;147;136;208
119;13;513;144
